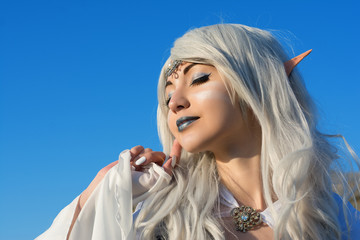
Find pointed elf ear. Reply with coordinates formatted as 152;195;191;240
284;49;312;76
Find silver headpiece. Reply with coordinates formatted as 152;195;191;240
164;60;183;79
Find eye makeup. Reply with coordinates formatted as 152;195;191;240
165;92;173;106
164;72;212;107
190;73;211;86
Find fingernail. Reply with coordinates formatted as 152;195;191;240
135;156;146;165
131;165;136;171
171;156;177;168
162;155;169;166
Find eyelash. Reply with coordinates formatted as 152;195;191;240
165;93;172;106
190;73;211;86
165;73;211;107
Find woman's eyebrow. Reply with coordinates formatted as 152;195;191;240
165;63;198;90
183;63;198;75
165;81;172;88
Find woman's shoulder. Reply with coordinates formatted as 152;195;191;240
332;193;360;239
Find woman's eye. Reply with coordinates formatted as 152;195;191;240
190;73;211;86
165;73;211;107
165;93;173;106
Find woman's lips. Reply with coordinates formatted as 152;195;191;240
176;116;200;132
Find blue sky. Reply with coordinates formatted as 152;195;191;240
0;0;359;239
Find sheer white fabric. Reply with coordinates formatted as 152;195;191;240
36;149;360;239
35;196;80;240
35;150;171;240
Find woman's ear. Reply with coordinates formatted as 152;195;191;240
284;49;312;76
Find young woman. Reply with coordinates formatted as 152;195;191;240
36;24;360;240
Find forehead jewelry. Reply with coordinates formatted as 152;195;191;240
231;205;262;232
164;60;183;79
163;49;311;79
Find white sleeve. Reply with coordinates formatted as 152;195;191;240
35;149;171;240
35;196;80;240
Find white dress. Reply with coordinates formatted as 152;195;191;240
36;150;360;240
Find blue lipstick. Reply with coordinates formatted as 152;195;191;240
176;116;200;132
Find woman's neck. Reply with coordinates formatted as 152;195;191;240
214;124;265;210
216;153;265;210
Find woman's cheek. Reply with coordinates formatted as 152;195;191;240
167;113;177;137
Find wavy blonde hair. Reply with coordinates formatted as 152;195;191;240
134;24;359;239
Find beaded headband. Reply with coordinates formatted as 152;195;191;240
164;49;312;79
164;60;183;79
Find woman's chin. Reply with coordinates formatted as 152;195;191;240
178;141;209;154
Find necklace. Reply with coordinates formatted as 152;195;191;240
230;205;262;232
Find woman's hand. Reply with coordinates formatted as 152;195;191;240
67;141;182;239
130;145;166;171
131;140;182;175
79;140;182;209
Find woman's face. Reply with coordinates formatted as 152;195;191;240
165;62;258;155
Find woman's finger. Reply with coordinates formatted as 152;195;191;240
131;147;156;165
133;151;166;167
170;139;182;166
130;145;144;161
133;148;153;165
163;139;182;175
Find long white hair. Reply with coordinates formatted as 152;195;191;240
134;24;359;239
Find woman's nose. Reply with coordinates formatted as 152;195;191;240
168;90;190;114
